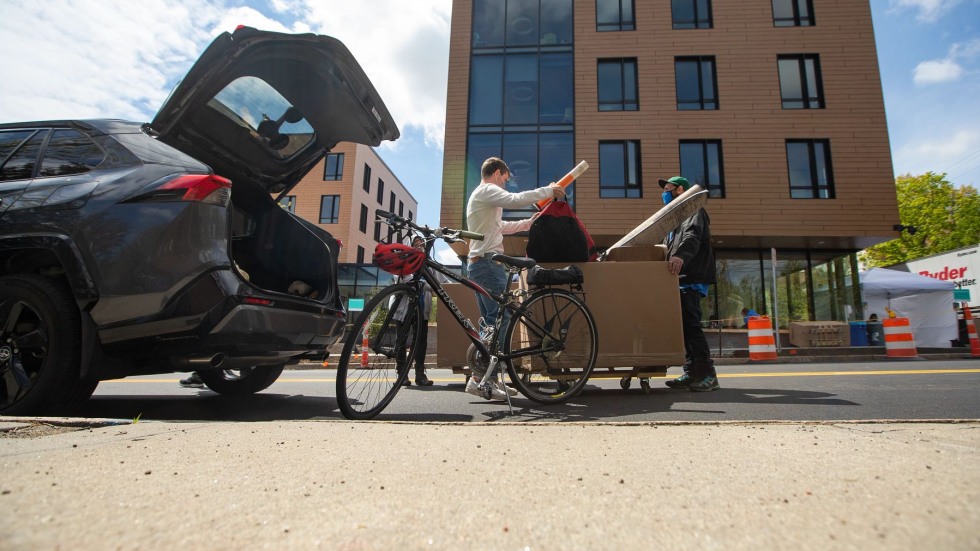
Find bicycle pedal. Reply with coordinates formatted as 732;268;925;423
479;381;494;400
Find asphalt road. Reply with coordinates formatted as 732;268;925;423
81;359;980;422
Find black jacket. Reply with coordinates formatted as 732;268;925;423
666;208;716;285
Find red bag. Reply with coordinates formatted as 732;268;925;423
526;200;597;263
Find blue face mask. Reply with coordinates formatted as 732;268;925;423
662;191;674;205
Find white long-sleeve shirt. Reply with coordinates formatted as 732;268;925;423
465;182;555;259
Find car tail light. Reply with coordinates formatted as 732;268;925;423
243;297;273;306
335;238;343;250
127;174;231;206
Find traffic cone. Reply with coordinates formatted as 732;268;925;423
963;304;980;358
361;332;369;367
883;318;918;358
747;316;777;361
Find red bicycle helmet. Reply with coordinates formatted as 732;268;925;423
373;243;425;276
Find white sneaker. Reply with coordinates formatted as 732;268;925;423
494;379;518;397
465;377;514;400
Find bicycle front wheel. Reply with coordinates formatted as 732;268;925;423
336;284;422;420
504;288;598;404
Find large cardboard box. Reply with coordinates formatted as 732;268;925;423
788;321;850;347
436;261;685;376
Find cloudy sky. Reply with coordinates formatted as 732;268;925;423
1;0;978;262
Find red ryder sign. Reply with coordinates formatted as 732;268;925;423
892;244;979;303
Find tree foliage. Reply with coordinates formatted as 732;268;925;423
860;172;980;268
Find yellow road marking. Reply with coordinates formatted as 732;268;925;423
102;368;980;384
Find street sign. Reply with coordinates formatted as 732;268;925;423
953;289;971;301
348;298;365;311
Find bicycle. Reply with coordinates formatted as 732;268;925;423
335;210;599;420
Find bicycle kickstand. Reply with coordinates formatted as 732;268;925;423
478;357;514;415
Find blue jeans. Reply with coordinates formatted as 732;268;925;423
468;257;510;336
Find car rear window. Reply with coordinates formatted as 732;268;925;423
40;129;105;177
208;76;314;159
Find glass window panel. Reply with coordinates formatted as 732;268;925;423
786;142;812;188
772;0;794;21
278;195;296;213
362;165;371;192
700;61;716;104
1;130;47;181
319;195;340;224
504;55;538;125
465;133;502;200
596;0;620;28
621;0;634;28
540;53;573;124
377;179;384;204
473;0;505;47
540;0;573;44
502;133;538;218
469;55;504;125
39;129;104;177
672;0;695;28
539;132;574;203
209;76;314;159
323;152;344;180
624;60;638;104
626;141;639;186
714;257;766;328
0;130;34;166
597;61;623;104
507;0;539;46
599;142;625;187
675;60;700;108
778;58;803;104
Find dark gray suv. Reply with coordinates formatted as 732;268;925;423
0;27;399;414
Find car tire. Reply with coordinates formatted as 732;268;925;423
197;364;285;396
0;274;95;415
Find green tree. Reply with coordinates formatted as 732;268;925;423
860;172;980;268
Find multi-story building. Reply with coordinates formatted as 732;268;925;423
440;0;899;325
276;141;417;264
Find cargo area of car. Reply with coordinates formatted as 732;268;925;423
228;189;336;304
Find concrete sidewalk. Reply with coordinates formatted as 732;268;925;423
1;418;977;549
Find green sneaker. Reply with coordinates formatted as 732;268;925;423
665;373;693;389
688;375;720;392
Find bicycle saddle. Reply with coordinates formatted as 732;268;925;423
485;253;537;269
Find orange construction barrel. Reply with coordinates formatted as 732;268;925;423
747;316;777;361
883;318;917;358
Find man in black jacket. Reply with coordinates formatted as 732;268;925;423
659;176;719;392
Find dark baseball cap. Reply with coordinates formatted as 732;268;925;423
658;176;691;189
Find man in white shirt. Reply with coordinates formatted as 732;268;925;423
464;157;565;399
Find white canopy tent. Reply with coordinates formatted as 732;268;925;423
859;268;957;348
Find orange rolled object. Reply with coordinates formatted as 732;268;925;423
535;160;590;210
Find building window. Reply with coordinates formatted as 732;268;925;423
389;191;396;212
786;139;834;199
472;0;573;48
398;201;404;217
319;195;340;223
362;165;371;192
596;0;635;32
465;131;574;218
357;246;365;264
408;210;413;221
675;56;718;110
599;140;641;198
323;153;344;180
679;140;725;198
778;54;824;109
376;179;385;204
374;220;382;241
598;59;638;111
469;52;574;127
672;0;712;29
772;0;814;27
278;195;296;213
359;204;368;232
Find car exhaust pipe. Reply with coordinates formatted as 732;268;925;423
174;353;225;369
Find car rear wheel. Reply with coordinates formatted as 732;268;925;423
0;274;95;415
197;364;285;396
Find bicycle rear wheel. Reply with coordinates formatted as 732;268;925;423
504;288;598;404
336;284;422;420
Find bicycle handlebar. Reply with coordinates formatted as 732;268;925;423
375;210;484;243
